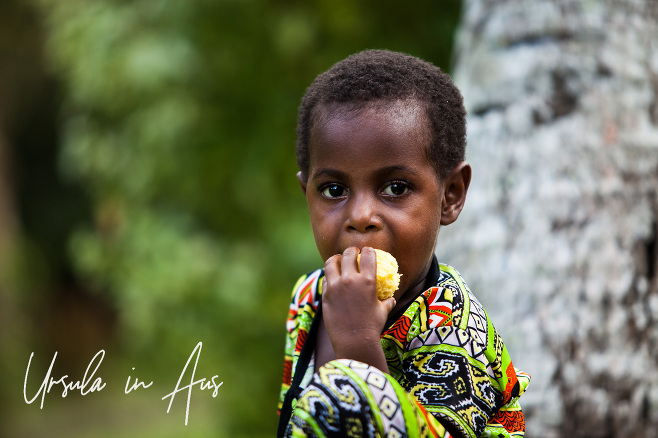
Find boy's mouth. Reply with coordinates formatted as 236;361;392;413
339;244;391;256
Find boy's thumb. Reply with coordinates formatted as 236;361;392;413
384;297;396;314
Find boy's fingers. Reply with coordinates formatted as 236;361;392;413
383;297;397;314
340;247;359;274
324;254;342;280
359;246;377;276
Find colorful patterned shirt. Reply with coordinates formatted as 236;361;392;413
279;260;530;437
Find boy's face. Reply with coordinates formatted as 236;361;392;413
299;101;445;297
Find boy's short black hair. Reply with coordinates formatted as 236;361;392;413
296;49;467;180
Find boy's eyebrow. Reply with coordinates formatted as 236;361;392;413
373;165;421;178
311;168;346;180
311;165;421;180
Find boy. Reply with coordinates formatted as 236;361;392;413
278;50;529;438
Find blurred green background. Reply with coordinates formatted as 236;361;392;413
0;1;461;436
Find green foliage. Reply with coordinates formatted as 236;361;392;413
32;0;461;435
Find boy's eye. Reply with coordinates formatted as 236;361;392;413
383;182;409;196
321;184;346;198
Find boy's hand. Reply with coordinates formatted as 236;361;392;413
322;246;396;372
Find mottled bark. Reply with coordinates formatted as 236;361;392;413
442;1;658;436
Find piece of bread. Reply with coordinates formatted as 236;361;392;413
357;249;401;300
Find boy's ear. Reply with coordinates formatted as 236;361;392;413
297;171;308;196
440;162;471;226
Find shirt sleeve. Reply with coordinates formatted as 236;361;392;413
278;269;324;413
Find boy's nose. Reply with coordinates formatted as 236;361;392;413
345;194;382;233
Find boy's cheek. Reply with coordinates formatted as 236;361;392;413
309;226;335;261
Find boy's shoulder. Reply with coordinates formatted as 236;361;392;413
289;268;324;304
433;263;472;327
435;263;488;332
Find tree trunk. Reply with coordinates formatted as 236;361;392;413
442;1;658;436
